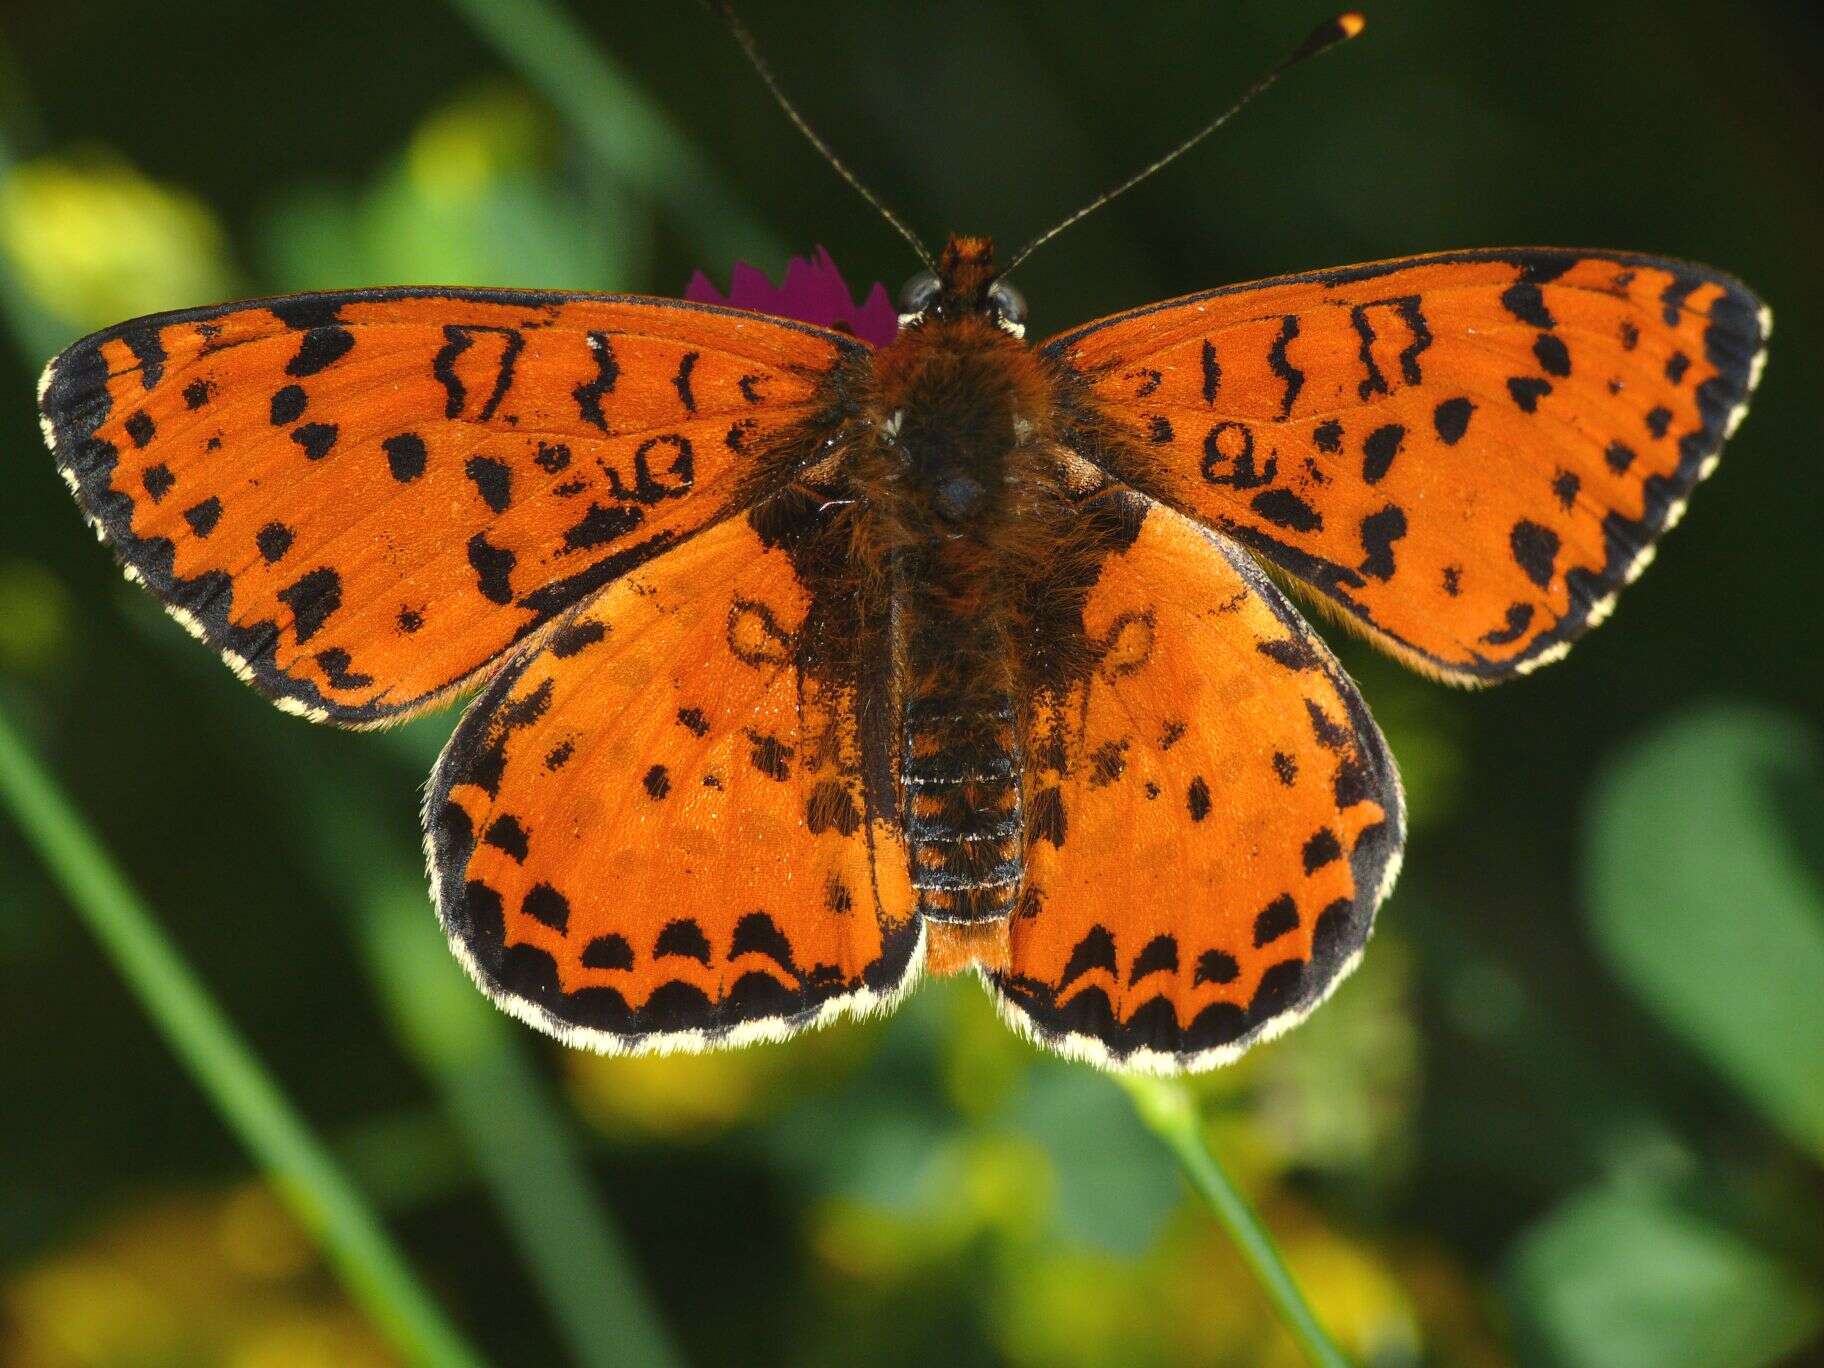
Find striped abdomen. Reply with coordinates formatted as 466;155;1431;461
902;685;1024;923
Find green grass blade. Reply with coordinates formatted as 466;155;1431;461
232;711;685;1368
0;702;486;1368
362;878;686;1368
441;0;784;265
1120;1074;1353;1368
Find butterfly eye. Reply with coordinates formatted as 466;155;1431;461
987;278;1027;328
898;270;941;315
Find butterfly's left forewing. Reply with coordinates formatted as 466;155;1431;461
40;288;862;724
1044;249;1768;682
427;505;922;1052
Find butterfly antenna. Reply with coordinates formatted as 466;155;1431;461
711;2;937;272
1002;12;1365;277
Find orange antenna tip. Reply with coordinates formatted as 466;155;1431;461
1291;12;1367;63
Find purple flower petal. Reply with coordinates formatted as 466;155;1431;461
685;246;898;348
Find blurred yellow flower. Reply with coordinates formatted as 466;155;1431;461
566;1017;875;1139
404;85;554;201
0;151;235;333
2;1185;392;1368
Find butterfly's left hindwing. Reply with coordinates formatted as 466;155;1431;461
39;288;862;725
994;492;1403;1072
1044;249;1768;682
427;508;922;1052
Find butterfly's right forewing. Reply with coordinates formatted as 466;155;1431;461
1044;249;1768;682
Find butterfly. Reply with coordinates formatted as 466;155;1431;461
35;13;1768;1073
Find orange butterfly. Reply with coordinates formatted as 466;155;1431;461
36;14;1767;1072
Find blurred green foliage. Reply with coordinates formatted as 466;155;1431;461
2;1;1821;1365
1587;705;1824;1160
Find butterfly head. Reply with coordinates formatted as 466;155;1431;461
898;235;1028;339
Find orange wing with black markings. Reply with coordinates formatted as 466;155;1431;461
993;492;1402;1071
1044;249;1770;681
39;287;863;724
425;500;921;1050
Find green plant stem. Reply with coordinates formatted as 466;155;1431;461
360;880;686;1368
227;707;685;1368
1120;1075;1352;1368
442;0;784;266
0;702;485;1368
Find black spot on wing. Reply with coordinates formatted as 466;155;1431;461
748;732;793;781
270;385;307;425
574;331;619;431
1129;934;1178;984
654;918;711;964
1481;602;1534;646
562;502;644;554
182;497;222;538
1533;333;1572;377
1501;281;1555;329
277;567;342;644
1253;894;1298;947
1186;776;1211;822
1302;828;1342;873
1193;948;1238;986
383;433;428;482
806;779;861;836
522;883;570;934
287;326;355;377
671;351;699;413
1313;419;1343;454
1031;785;1067;847
467;532;516;604
642;764;671;799
256;521;294;563
1251;488;1323;533
1268;315;1304;418
124;410;155;448
1058;926;1117;991
122;325;166;389
290;423;338;461
1201;339;1221;403
582;934;633;971
1433;397;1473;445
143;464;175;501
1510;519;1560;588
465;456;512;513
1361;424;1404;484
1660;274;1702;326
1357;504;1408;581
1551;469;1580;510
1257;634;1319;671
314;647;373;690
1507;377;1552;413
484;814;530;862
730;912;799;975
548;619;606;658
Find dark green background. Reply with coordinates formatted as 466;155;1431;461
2;2;1820;1364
